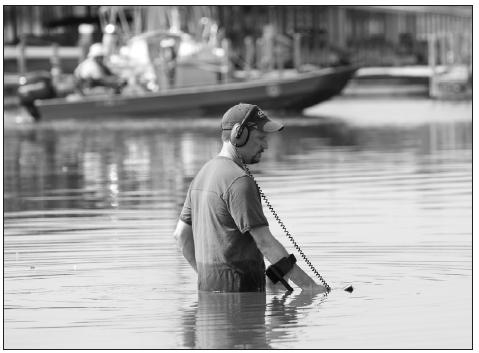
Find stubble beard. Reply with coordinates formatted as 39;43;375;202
249;150;263;164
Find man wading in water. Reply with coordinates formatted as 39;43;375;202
174;103;327;293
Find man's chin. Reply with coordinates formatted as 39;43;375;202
249;155;262;164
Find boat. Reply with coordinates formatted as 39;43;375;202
15;6;358;121
31;66;356;120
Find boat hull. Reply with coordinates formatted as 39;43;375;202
35;66;357;120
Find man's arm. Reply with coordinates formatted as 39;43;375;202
173;220;197;272
249;225;327;293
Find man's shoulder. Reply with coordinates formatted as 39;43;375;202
193;157;248;191
227;173;256;194
205;156;245;176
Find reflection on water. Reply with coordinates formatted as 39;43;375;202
3;98;472;349
4;116;471;214
182;290;326;349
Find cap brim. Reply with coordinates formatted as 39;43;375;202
260;119;284;133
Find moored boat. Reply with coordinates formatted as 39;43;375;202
33;66;357;120
15;6;358;121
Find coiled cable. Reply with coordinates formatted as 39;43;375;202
243;162;331;292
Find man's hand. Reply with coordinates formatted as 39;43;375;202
173;220;197;272
300;281;329;294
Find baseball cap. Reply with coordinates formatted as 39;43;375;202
221;103;284;133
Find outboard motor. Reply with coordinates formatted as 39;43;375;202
17;71;55;120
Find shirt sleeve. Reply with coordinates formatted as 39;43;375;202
179;185;192;225
224;175;269;233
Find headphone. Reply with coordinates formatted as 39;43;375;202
230;105;259;147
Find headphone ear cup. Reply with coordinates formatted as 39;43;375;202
230;124;249;147
230;124;240;146
230;123;249;147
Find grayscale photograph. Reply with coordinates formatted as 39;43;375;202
3;4;472;349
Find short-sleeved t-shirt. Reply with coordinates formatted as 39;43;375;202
180;156;269;292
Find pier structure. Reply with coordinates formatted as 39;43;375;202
4;5;471;69
3;5;472;102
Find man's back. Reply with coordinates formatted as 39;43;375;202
180;156;268;292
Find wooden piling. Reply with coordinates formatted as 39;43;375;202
244;36;254;78
256;38;263;73
428;33;437;97
50;43;62;88
221;38;231;83
293;33;301;72
17;35;26;77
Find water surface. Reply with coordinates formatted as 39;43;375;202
4;97;472;349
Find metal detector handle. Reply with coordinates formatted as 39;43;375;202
267;265;294;292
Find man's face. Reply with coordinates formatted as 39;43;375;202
240;129;269;164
